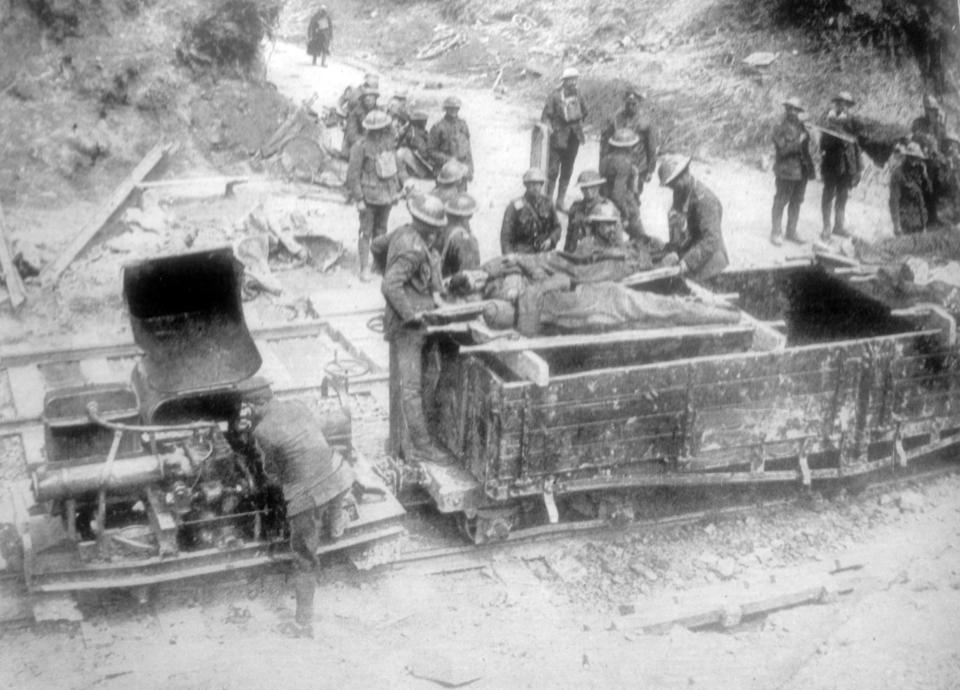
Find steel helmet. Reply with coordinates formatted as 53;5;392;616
408;194;448;227
576;170;606;188
522;167;546;184
409;110;428;124
587;201;620;223
362;109;392;131
443;95;462;109
363;73;380;88
437;159;467;184
445;193;477;218
625;86;643;101
658;154;692;186
561;67;580;80
833;91;855;105
609;128;640;148
782;96;804;111
360;84;380;98
923;93;940;110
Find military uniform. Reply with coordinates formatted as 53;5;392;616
427;116;474;182
912;112;947;156
396;123;433;178
430;183;460;209
889;160;932;235
771;116;815;241
668;179;728;281
600;110;658;190
439;221;480;278
600;150;643;240
820;109;861;237
347;135;403;240
342;101;375;157
253;399;354;629
500;193;561;254
564;195;607;253
306;9;332;66
381;225;444;459
541;86;588;204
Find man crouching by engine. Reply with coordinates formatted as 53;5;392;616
242;387;355;638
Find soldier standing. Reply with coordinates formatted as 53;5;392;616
599;129;645;241
658;155;728;282
346;110;405;282
500;168;562;255
564;170;611;253
771;97;815;246
428;96;474;187
306;5;333;67
381;195;450;465
820;91;862;240
396;111;433;179
600;86;658;197
342;85;379;158
245;390;354;639
440;193;481;278
911;93;948;155
541;67;588;209
889;142;932;236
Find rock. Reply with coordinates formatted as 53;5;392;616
105;231;164;255
122;206;166;234
712;558;736;580
703;523;717;536
897;491;924;513
547;554;588;583
12;240;44;278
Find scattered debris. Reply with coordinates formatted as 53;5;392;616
407;656;483;688
742;52;779;68
0;201;27;310
235;234;282;297
417;26;466;61
897;490;925;513
31;592;83;623
41;142;169;286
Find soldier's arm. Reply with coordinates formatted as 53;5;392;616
345;141;363;202
773;125;802;156
462;122;474;180
645;121;659;174
563;213;581;252
381;252;421;324
501;204;517;255
599;121;614;159
540;93;556;125
680;196;723;274
546;206;562;249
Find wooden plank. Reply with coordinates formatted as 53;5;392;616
494;350;549;387
79;358;124;386
136;175;250;190
254;341;295;388
41;143;168;286
620;265;681;286
0;201;27;310
462;324;754;355
20;425;47;469
7;365;45;419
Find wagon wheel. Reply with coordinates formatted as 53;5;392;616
323;357;370;382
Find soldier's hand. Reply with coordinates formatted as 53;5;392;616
405;313;425;329
357;200;367;211
660;251;680;267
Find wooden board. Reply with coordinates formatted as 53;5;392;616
0;201;26;310
530;123;550;172
41;143;168;286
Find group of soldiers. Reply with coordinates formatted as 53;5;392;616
770;91;960;243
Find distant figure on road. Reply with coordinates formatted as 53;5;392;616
770;97;815;246
658;155;728;282
820;91;862;240
541;67;588;210
500;168;561;255
428;96;474;188
307;5;332;67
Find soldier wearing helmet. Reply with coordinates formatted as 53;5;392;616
440;193;480;278
431;160;468;207
889;142;932;236
396;110;433;179
346;109;406;281
380;194;449;466
658;154;728;281
600;86;658;197
599;128;646;241
579;201;625;253
820;91;862;240
564;170;612;253
342;84;381;158
541;67;588;209
912;93;948;157
770;96;815;246
306;5;333;67
427;96;474;186
501;168;561;254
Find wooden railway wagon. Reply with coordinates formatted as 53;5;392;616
420;259;960;538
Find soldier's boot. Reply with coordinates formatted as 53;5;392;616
325;491;349;541
402;394;452;466
283;571;315;638
358;236;373;282
820;197;833;241
833;205;849;237
785;204;803;243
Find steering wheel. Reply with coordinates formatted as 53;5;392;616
323;357;370;381
366;314;385;333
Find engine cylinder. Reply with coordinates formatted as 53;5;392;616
32;451;191;502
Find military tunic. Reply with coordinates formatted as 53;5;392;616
427;116;474;181
342;101;374;158
564;195;607;253
771;115;815;239
599;150;643;240
500;193;561;255
440;221;480;278
600;109;658;179
381;225;442;339
889;161;932;235
668;179;728;281
541;86;588;203
347;135;403;241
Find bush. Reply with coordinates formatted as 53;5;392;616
178;0;282;73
